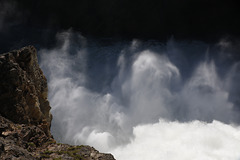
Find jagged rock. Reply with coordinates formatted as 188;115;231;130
0;46;115;160
0;46;52;136
0;115;40;159
0;112;115;159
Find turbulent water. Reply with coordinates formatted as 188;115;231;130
39;31;240;160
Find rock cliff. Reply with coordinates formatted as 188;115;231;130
0;46;52;136
0;46;115;160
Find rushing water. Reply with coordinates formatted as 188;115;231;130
39;31;240;160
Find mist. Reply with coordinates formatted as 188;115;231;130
39;31;240;159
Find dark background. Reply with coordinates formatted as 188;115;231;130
0;0;240;52
1;0;240;120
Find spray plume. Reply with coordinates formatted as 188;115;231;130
39;31;240;160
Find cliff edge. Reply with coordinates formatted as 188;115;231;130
0;46;115;160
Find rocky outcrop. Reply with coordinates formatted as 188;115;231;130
0;114;115;160
0;46;52;136
0;46;115;160
0;115;48;159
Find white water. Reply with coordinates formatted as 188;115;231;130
39;31;240;160
113;120;240;160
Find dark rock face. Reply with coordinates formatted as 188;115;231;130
0;46;115;160
0;46;52;136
